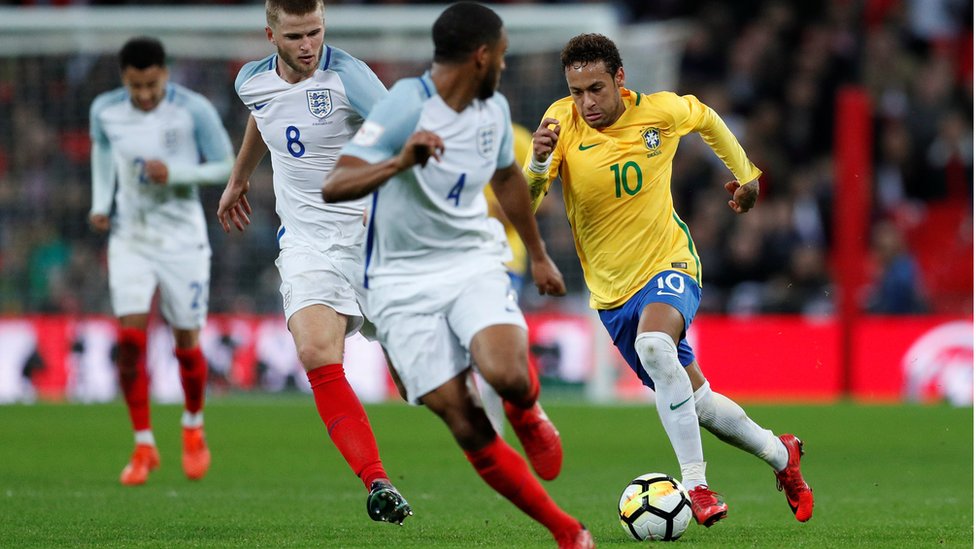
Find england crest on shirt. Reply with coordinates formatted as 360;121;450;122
477;124;495;158
307;89;333;119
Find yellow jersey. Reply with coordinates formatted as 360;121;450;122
484;123;532;277
524;88;761;309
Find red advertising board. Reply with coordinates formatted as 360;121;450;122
0;314;971;404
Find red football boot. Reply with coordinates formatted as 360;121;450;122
120;443;160;486
182;427;211;481
555;525;594;549
775;434;814;522
687;485;728;527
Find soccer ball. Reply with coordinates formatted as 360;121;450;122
618;473;693;541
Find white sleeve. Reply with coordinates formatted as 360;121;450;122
167;92;234;186
167;158;234;187
90;138;115;216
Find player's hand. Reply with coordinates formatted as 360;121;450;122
144;160;169;185
530;255;566;296
532;118;561;163
398;130;444;170
725;179;759;214
217;180;252;233
88;213;110;233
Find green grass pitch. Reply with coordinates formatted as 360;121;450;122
0;398;971;548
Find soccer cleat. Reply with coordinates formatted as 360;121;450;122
119;443;160;486
182;427;211;481
366;480;413;525
504;401;563;481
687;485;728;527
775;434;814;522
555;524;594;549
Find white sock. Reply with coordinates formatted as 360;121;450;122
694;382;788;471
635;332;706;487
181;411;204;429
134;429;156;446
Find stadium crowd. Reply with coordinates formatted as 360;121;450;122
0;0;971;317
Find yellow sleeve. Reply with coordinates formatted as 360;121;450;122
522;105;564;212
670;93;762;185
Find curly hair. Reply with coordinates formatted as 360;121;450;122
560;33;623;76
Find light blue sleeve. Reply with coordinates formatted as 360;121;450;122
234;55;275;97
167;85;233;186
492;92;515;169
340;78;426;164
327;46;388;118
183;90;234;162
89;90;122;215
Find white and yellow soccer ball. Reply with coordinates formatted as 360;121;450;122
618;473;693;541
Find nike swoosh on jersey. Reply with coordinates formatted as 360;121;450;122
253;102;268;111
669;395;693;410
578;143;601;151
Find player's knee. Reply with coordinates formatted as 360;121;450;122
295;339;341;370
634;332;682;383
487;365;528;395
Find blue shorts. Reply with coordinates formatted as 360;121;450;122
598;271;700;390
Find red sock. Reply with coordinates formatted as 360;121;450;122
464;435;578;537
307;364;387;489
507;362;540;411
116;327;150;431
175;346;207;414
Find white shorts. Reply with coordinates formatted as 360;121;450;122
108;234;210;329
368;266;526;404
275;244;367;337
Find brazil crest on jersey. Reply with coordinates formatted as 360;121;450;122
524;89;761;310
235;45;387;249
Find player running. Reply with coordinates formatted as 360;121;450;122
216;0;410;524
524;33;813;525
89;36;233;485
322;3;591;548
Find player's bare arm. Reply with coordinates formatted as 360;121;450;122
526;118;560;209
531;117;561;163
491;163;565;296
725;179;759;214
321;130;444;203
217;115;267;233
88;213;110;233
144;160;169;184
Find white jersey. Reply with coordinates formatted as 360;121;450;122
89;83;233;251
341;72;515;288
235;46;387;250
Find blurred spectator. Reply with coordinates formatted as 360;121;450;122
762;245;835;316
864;220;928;314
0;0;971;317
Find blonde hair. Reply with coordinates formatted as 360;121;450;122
265;0;324;29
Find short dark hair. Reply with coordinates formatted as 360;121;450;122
266;0;324;29
432;2;503;64
560;33;623;77
119;37;166;70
